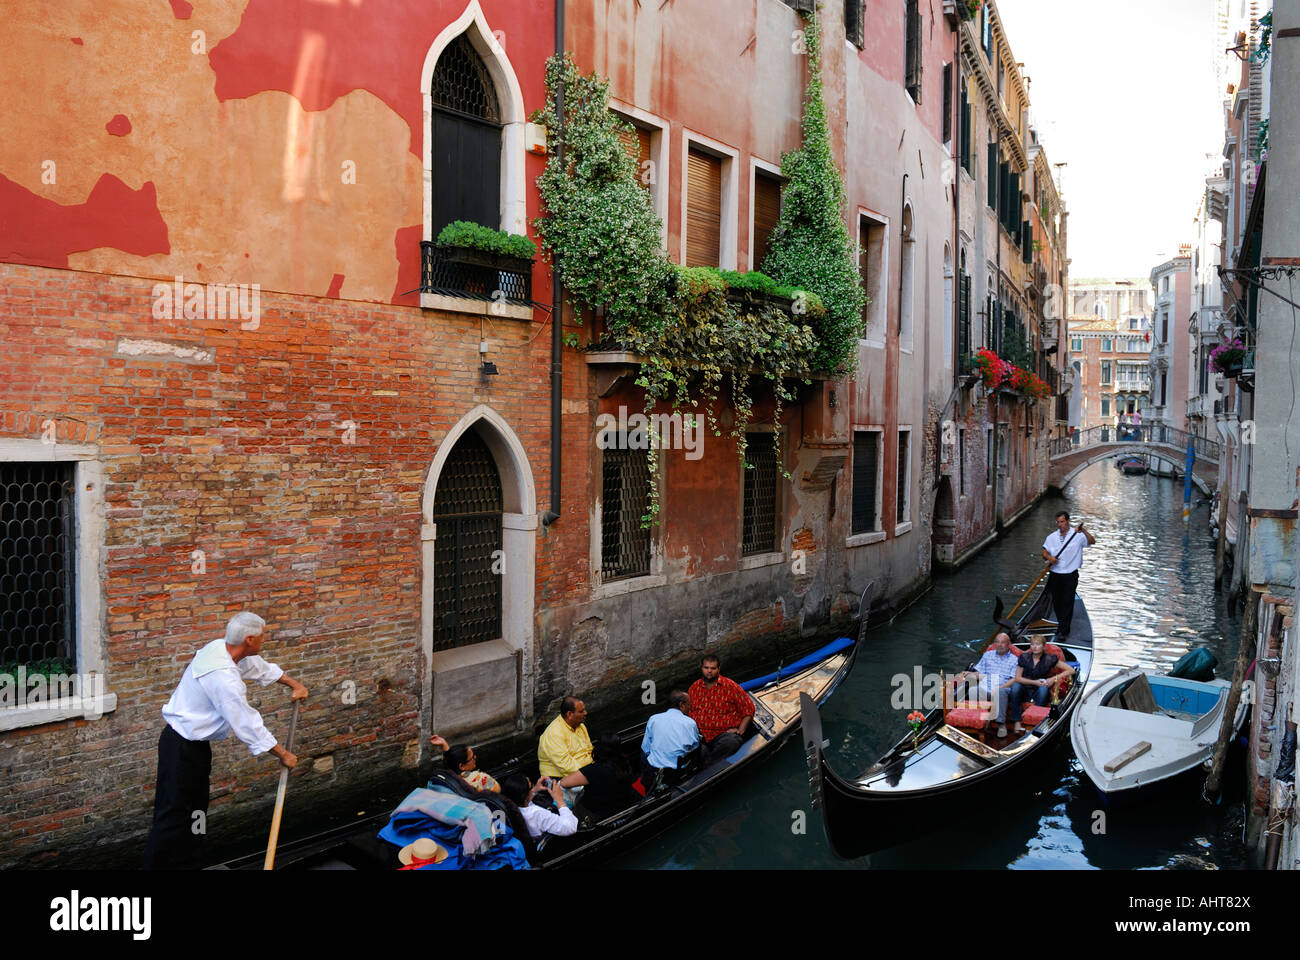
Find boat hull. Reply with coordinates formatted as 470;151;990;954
803;586;1093;859
216;636;859;870
1071;667;1251;800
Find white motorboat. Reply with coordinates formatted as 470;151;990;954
1071;667;1252;797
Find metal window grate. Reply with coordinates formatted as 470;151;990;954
432;35;500;123
742;433;779;556
851;432;880;534
432;431;503;652
420;242;532;305
1;463;76;669
601;447;651;581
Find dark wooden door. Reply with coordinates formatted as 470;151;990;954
431;109;501;236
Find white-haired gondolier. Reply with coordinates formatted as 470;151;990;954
143;612;308;869
1041;511;1096;641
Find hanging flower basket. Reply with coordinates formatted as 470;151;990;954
1210;338;1246;377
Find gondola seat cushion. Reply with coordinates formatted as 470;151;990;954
945;702;1051;729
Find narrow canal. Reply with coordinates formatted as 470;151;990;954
613;460;1250;869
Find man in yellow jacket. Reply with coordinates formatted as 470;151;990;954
538;696;593;779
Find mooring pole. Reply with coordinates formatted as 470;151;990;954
1206;586;1259;798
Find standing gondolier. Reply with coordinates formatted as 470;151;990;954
143;612;307;869
1041;511;1095;641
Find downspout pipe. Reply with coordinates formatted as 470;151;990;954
541;0;565;527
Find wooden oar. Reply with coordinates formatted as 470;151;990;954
263;699;301;871
987;524;1082;643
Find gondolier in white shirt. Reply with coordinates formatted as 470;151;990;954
143;612;307;869
1041;511;1095;642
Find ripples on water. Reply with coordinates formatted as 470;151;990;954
613;463;1247;870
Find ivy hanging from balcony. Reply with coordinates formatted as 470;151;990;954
533;53;823;524
760;3;867;375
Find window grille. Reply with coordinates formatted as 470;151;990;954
432;431;503;651
742;433;779;556
0;463;77;670
432;35;500;122
601;448;651;581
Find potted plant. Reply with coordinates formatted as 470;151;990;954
1211;337;1246;377
959;0;983;21
435;220;536;272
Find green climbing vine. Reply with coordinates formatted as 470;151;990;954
532;20;868;523
761;4;867;376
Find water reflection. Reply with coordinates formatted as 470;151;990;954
612;463;1245;869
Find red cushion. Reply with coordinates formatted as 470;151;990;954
1021;704;1050;724
945;707;991;729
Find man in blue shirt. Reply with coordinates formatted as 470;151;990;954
641;691;701;780
954;632;1020;737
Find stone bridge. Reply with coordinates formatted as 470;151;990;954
1048;425;1219;494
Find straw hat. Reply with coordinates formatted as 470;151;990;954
397;837;449;866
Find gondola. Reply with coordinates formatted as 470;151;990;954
802;583;1093;859
1119;457;1148;475
213;590;866;870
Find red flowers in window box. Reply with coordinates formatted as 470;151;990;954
973;349;1050;399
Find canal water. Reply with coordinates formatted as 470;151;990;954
612;461;1250;869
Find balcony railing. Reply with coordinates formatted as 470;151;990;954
419;241;533;306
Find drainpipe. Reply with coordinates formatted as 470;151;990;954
541;0;565;527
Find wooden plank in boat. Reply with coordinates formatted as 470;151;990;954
1103;740;1152;773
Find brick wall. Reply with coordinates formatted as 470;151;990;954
0;262;558;866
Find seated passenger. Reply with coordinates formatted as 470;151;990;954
558;732;638;820
688;655;756;763
952;632;1019;738
639;691;701;783
537;696;594;779
429;734;500;793
500;773;579;841
1008;635;1075;734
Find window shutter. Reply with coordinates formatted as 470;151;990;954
851;433;880;534
987;143;998;210
959;273;971;359
846;1;865;48
905;0;922;102
752;174;782;271
686;148;722;268
942;63;953;143
617;123;652;192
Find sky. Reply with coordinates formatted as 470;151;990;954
994;0;1227;279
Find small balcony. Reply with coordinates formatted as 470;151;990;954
419;240;534;320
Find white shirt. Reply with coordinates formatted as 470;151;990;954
519;801;579;839
161;638;283;754
1043;528;1088;575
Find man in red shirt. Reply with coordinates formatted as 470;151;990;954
686;654;755;763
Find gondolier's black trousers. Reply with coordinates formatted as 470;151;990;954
1047;570;1079;638
143;724;211;870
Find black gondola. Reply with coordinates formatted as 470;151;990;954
802;584;1094;859
213;590;867;871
